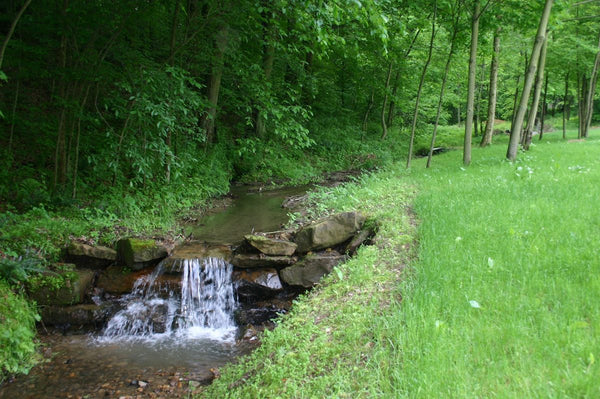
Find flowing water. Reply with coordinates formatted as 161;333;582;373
0;185;307;398
100;257;237;341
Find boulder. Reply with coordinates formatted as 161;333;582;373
29;267;95;306
65;242;117;268
280;252;347;288
233;268;283;301
244;234;297;256
96;265;155;295
39;303;117;327
117;238;168;270
345;228;373;255
294;212;366;253
232;254;297;269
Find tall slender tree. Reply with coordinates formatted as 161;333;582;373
506;0;554;161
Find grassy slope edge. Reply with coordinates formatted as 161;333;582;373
202;130;599;398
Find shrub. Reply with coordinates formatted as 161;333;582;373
0;280;39;382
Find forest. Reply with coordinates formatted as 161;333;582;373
1;0;599;396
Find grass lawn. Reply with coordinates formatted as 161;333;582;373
201;128;600;398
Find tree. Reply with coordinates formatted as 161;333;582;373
407;0;437;168
506;0;554;161
480;26;501;147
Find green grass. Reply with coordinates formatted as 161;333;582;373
202;128;600;398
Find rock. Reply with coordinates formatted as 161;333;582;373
96;265;155;295
244;234;297;256
231;254;297;269
29;267;95;306
160;242;233;271
233;268;282;301
189;370;215;387
235;303;289;325
65;242;117;268
117;238;168;270
345;228;373;255
294;212;366;253
39;303;117;327
148;303;169;333
280;252;347;288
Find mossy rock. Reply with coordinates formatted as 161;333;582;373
244;234;297;256
28;266;95;306
117;238;168;270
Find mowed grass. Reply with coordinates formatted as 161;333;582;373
202;129;600;398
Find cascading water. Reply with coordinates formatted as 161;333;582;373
100;257;237;343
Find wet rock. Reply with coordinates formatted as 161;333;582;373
244;234;297;256
189;370;215;386
161;242;233;270
39;303;117;327
117;238;168;270
235;299;292;325
280;252;348;288
235;306;285;325
149;304;169;333
233;268;283;301
294;212;366;253
231;253;297;269
96;266;154;295
65;242;117;268
29;267;95;306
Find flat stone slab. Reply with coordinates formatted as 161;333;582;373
66;242;117;268
160;242;233;270
245;234;297;256
232;254;297;269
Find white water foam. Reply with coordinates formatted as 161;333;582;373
98;257;237;344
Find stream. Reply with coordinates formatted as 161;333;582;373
0;185;308;399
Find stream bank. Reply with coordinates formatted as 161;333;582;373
0;171;371;398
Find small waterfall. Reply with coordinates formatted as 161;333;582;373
101;257;237;342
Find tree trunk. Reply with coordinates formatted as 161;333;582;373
0;0;33;70
202;25;228;144
167;0;181;64
506;0;553;161
481;27;500;147
463;0;480;166
563;71;569;139
407;1;437;168
72;86;90;199
523;32;548;150
583;31;600;138
8;78;20;158
386;70;400;127
474;62;486;138
381;61;393;140
256;25;275;139
362;89;374;134
427;5;460;168
538;72;549;140
53;0;70;192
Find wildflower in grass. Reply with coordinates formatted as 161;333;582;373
469;300;481;309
